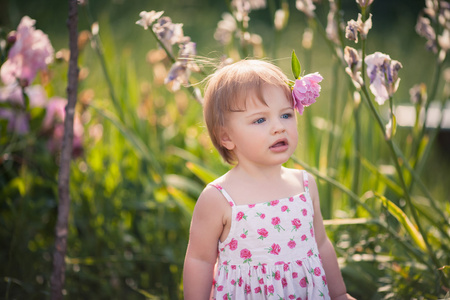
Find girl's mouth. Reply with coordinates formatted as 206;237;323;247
270;139;289;152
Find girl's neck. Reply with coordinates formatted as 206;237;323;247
230;163;285;183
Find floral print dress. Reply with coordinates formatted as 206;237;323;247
210;170;330;300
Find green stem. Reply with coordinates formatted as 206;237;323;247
360;85;446;288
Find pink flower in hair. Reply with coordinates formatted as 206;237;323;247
292;72;323;114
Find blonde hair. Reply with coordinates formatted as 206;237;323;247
203;59;293;164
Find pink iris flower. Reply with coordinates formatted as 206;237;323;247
292;72;323;115
0;16;54;86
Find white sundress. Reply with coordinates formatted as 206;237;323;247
210;170;330;300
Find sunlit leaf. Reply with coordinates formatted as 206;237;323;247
186;162;218;184
375;193;427;252
291;50;301;79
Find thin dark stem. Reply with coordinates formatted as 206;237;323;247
50;0;79;299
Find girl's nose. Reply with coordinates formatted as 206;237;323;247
271;120;286;134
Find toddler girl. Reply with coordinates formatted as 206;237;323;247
183;60;353;300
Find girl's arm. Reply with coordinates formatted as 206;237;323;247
183;185;228;300
308;174;356;300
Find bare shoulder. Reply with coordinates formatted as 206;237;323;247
194;184;229;216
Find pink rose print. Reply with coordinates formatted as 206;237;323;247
248;204;256;208
268;285;275;295
231;265;236;270
238;277;243;287
244;284;251;294
229;201;234;207
289;295;295;300
281;205;290;212
314;267;321;276
292;272;298;278
222;294;229;300
284;263;290;272
270;199;280;206
240;249;252;263
217;285;224;291
261;264;267;274
300;277;308;288
291;218;302;231
307;249;313;257
254;287;262;294
272;217;285;232
259;277;264;284
282;277;288;288
273;270;281;280
301;234;308;241
267;243;281;255
289;196;294;202
296;260;303;267
256;212;266;219
241;229;248;239
211;184;222;190
304;176;309;187
257;228;269;240
310;224;314;237
236;211;247;221
322;275;327;285
288;239;296;249
231;279;236;285
227;238;238;250
300;194;307;202
302;208;307;216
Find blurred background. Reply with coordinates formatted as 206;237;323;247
1;0;449;299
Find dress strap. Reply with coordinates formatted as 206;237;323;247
209;184;236;207
302;170;310;193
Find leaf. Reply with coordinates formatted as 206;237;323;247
291;50;301;80
186;162;218;184
375;193;427;252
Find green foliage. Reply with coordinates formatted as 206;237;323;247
1;0;450;299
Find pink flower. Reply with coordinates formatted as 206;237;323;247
270;199;280;206
288;239;296;249
302;209;307;216
291;218;302;230
254;287;262;293
322;275;327;285
314;267;321;276
244;284;251;294
301;234;307;241
240;233;247;239
300;277;307;288
260;213;265;219
217;285;223;291
222;295;228;300
282;278;288;288
274;270;281;280
292;72;323;115
236;211;245;221
292;272;298;278
259;278;264;284
240;249;252;263
272;217;281;226
289;295;295;300
257;228;269;239
300;194;307;202
228;238;238;250
307;249;313;257
1;16;54;86
281;205;289;212
268;285;275;294
269;243;281;255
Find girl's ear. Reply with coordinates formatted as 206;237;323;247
220;127;235;150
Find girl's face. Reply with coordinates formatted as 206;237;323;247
221;85;298;168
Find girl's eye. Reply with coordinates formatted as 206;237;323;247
281;113;292;119
254;118;265;124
